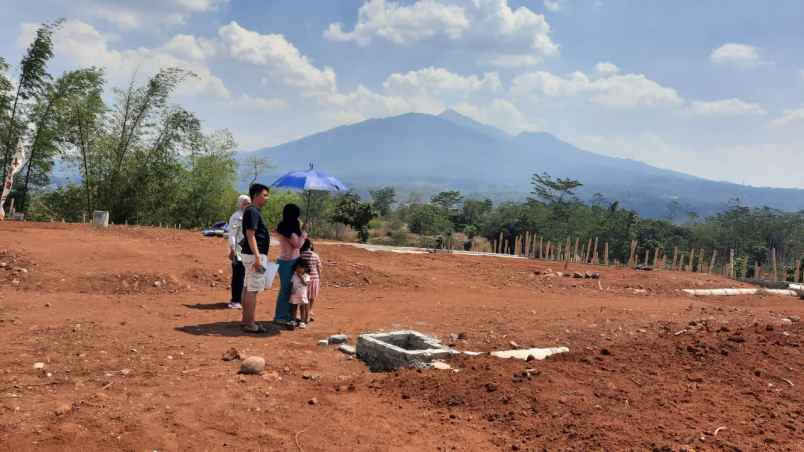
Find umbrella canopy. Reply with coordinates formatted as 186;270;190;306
270;164;348;192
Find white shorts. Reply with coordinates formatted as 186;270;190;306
241;254;269;293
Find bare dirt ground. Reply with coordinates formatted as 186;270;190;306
1;222;803;451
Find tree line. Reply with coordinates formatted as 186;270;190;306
1;20;238;227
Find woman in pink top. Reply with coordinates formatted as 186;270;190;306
273;204;308;326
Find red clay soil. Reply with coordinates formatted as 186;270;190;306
1;222;802;451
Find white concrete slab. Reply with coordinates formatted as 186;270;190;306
489;347;569;361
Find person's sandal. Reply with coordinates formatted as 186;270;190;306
242;324;267;334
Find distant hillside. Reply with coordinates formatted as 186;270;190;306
236;110;804;218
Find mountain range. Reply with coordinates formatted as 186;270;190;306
243;110;804;218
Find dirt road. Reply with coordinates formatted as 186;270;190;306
1;222;802;451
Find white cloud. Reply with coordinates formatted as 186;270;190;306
324;0;469;45
710;43;761;67
219;21;337;94
769;107;804;128
21;20;230;99
595;61;620;76
79;0;228;29
687;98;767;117
543;0;565;12
161;34;219;61
382;67;501;98
453;99;541;134
485;54;542;68
325;0;558;57
511;69;683;109
229;94;287;110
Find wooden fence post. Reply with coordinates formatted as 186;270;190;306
687;249;695;272
708;250;717;274
729;249;735;278
771;248;778;282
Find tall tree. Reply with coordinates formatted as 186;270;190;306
529;172;583;205
240;154;273;185
369;186;396;217
2;20;61;186
62;67;105;214
16;68;104;211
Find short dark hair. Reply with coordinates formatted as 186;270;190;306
249;183;270;199
292;260;309;273
301;238;313;252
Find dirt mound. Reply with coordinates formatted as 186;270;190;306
75;272;182;295
0;249;36;289
374;319;803;450
324;259;415;289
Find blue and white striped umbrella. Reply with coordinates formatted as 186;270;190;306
270;164;348;192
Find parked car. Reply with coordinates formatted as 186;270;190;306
201;221;228;237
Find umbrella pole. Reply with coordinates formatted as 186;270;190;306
304;189;312;228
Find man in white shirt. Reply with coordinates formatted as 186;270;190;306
227;194;250;309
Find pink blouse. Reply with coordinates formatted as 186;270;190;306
275;231;308;260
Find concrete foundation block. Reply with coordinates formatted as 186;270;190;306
356;330;457;372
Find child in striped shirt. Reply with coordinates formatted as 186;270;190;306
300;239;322;321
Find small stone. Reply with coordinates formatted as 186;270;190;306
153;281;162;288
485;383;498;392
239;356;266;375
302;371;321;381
600;348;611;356
789;316;800;322
509;341;520;348
54;403;72;416
317;340;329;346
327;334;348;345
222;348;241;361
431;361;452;370
338;344;356;356
780;318;793;326
457;332;467;340
448;333;459;342
33;362;45;370
308;397;319;405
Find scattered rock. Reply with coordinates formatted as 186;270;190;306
509;341;520;348
222;348;241;361
780;318;793;326
485;383;498;392
153;281;162;288
308;397;319;405
431;361;452;370
448;333;459;342
54;403;72;416
457;332;467;340
600;348;611;356
327;334;348;345
239;356;266;375
317;339;329;346
338;344;356;356
33;362;45;370
44;303;51;308
789;316;800;323
728;335;746;343
302;371;321;381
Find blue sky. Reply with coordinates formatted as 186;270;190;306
2;0;803;188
